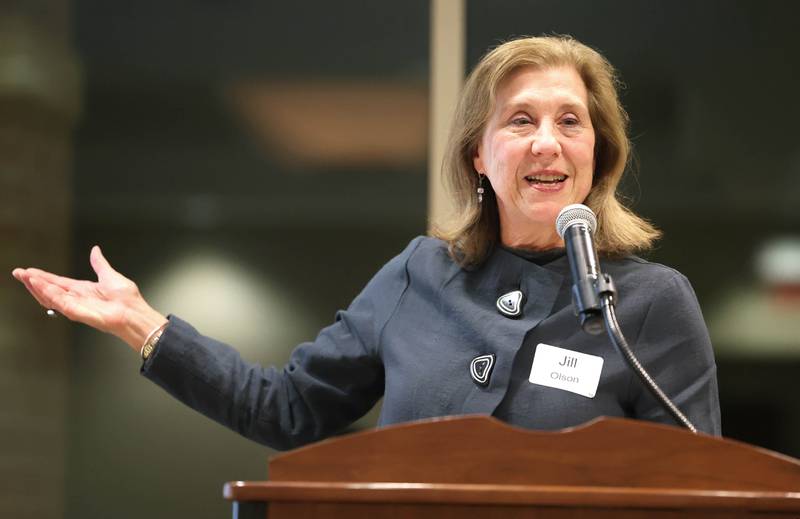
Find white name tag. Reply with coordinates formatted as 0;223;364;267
529;343;604;398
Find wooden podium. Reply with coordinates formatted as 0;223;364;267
224;416;800;518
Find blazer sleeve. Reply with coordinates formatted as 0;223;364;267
140;237;421;450
627;272;722;435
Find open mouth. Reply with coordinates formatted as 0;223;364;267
524;174;567;185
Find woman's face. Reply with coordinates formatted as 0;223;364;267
474;65;596;249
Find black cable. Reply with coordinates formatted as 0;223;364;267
600;293;698;434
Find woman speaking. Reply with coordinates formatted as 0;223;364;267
12;35;720;450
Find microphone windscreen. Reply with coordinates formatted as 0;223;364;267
556;204;597;238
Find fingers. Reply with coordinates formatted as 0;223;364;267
27;276;61;308
14;271;51;308
12;266;90;313
29;276;101;325
19;268;83;292
90;245;119;282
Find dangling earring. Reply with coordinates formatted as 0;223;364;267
477;174;485;204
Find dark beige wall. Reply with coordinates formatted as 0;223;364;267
0;3;80;518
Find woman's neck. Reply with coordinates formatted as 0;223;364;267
500;226;564;251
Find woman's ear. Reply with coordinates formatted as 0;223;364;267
473;143;485;175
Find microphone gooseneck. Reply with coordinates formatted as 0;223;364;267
600;299;698;433
555;204;698;433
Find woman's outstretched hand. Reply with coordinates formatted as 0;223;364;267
12;246;168;353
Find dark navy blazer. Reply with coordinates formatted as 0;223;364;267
142;236;721;450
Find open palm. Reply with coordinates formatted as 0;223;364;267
12;246;167;351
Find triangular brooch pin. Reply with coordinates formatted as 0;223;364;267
496;290;523;318
470;354;495;387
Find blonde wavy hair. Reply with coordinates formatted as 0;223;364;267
433;35;660;268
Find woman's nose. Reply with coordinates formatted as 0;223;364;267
530;123;561;157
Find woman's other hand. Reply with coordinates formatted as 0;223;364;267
11;246;167;353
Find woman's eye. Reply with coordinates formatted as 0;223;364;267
511;117;532;126
561;115;580;127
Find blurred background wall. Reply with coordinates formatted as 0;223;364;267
1;1;798;518
0;1;79;517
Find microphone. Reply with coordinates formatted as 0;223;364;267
555;204;698;432
555;204;614;335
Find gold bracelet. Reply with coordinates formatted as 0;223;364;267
141;322;168;360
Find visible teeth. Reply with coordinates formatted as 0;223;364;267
525;174;566;182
